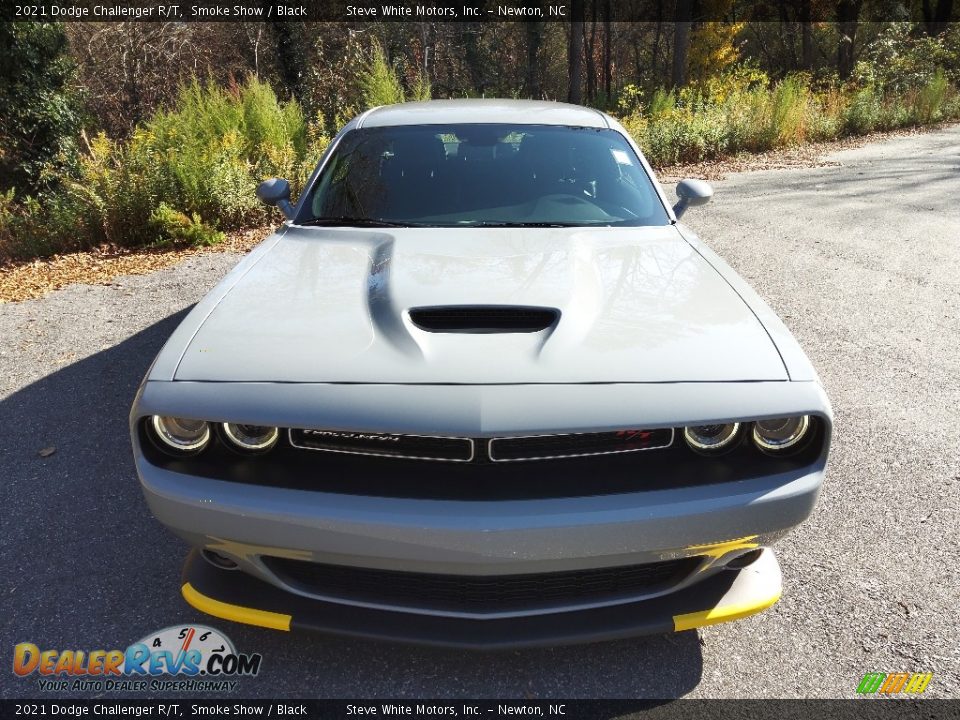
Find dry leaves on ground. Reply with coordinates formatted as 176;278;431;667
0;227;271;304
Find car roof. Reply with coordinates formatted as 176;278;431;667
357;99;612;129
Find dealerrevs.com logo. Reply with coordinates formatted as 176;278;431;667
13;625;262;693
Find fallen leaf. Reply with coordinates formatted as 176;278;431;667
0;226;273;304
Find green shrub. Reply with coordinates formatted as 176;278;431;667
0;189;88;262
807;89;846;141
769;75;809;145
912;69;949;124
133;76;307;229
843;85;884;134
292;115;333;190
409;69;432;102
1;74;311;263
616;84;644;115
0;23;83;197
648;88;677;117
149;203;224;246
358;39;405;108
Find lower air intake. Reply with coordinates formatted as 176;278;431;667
264;556;700;613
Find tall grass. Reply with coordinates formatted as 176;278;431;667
1;76;326;263
622;69;960;167
913;69;950;124
2;63;958;264
769;75;809;145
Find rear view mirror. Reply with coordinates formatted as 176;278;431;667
256;178;295;220
673;179;713;219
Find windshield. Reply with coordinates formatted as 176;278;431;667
303;124;670;228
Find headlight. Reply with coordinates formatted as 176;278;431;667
150;416;211;454
221;423;280;453
683;423;741;453
752;416;811;452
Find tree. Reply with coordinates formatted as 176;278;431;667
65;23;255;138
672;0;693;87
568;0;584;103
460;23;487;95
799;0;815;70
0;22;82;195
603;0;612;100
358;38;405;108
524;17;545;98
836;0;861;79
688;22;744;84
269;23;307;102
922;0;954;36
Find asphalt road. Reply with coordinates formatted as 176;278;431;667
2;126;958;700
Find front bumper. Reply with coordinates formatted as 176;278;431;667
181;547;783;648
140;458;821;580
133;381;829;641
139;456;820;637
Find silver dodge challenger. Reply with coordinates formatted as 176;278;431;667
130;99;831;647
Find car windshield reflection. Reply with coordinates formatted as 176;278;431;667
304;124;671;228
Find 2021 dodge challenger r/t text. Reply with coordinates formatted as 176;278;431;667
130;100;831;647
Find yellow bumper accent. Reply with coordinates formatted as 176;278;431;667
672;590;781;632
181;582;292;631
685;535;760;571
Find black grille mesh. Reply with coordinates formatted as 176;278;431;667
290;429;473;461
490;428;674;461
264;556;699;612
288;428;673;463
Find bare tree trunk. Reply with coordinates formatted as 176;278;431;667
269;24;302;100
568;0;584;104
651;18;663;80
460;23;485;95
671;7;692;88
800;0;814;70
774;0;794;70
586;1;598;102
419;22;431;80
836;0;861;80
923;0;954;35
524;18;544;98
603;0;612;100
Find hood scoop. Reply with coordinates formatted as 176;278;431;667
408;305;560;334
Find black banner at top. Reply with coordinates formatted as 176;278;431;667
0;700;959;720
3;0;956;23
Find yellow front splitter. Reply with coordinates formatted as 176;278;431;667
182;581;292;632
178;547;783;647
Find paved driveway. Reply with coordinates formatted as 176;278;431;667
2;126;958;699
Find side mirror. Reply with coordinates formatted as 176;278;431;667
673;179;713;219
256;178;295;220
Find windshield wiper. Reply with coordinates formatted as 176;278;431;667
299;217;411;228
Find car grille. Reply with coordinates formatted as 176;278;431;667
289;429;474;462
489;428;674;461
289;428;674;463
263;556;700;613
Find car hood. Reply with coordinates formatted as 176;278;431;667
172;225;787;383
